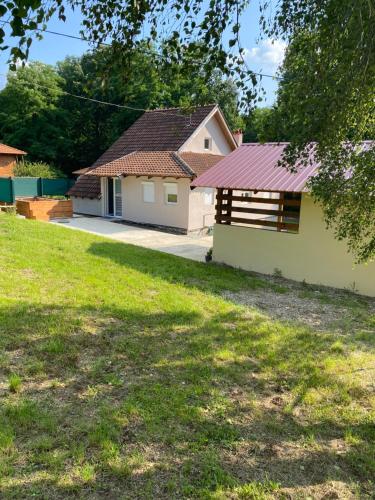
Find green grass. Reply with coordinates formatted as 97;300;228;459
0;214;374;498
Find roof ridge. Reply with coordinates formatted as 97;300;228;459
146;104;217;113
181;151;224;157
242;142;290;146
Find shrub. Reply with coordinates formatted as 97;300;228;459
14;160;66;179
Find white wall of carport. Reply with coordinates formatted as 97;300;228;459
188;187;216;231
71;196;103;216
121;176;191;230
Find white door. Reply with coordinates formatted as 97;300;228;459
114;178;123;217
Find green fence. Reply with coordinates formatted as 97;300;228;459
0;177;75;203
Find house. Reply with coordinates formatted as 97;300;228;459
67;105;238;233
0;143;26;176
191;142;375;297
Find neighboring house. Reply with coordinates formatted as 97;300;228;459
68;105;238;233
0;143;26;176
192;142;375;297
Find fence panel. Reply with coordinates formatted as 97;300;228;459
13;178;40;198
0;177;75;203
41;178;75;196
0;178;13;203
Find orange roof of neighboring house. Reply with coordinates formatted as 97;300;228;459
0;143;27;155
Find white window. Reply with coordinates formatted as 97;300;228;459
142;181;155;203
164;183;178;204
204;137;212;150
203;188;214;205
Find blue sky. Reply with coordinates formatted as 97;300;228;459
0;0;284;106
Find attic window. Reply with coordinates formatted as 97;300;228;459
204;138;212;150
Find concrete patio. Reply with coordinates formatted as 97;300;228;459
51;215;212;262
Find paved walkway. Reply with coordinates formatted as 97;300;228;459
51;215;212;262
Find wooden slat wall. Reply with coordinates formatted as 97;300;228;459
215;189;301;232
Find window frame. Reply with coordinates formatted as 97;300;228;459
203;187;215;206
204;137;212;150
142;181;155;203
164;182;178;205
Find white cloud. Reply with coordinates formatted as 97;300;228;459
244;38;287;71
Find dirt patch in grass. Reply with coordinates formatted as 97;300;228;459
223;274;375;332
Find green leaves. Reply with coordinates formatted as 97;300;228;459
0;47;242;173
0;0;373;258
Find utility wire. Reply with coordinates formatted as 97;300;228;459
0;72;207;119
0;19;281;81
0;72;154;111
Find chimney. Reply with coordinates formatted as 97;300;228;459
232;129;243;147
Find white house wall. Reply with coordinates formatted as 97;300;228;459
121;176;191;231
180;113;233;155
213;193;375;297
71;196;103;216
188;187;216;231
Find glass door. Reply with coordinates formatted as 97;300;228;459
107;178;114;216
114;178;123;217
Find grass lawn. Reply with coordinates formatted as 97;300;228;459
0;214;374;499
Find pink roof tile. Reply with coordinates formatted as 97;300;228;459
191;143;319;192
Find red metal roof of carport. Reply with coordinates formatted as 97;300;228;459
191;142;319;192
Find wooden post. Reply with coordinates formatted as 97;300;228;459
216;188;223;224
225;189;233;225
277;192;284;231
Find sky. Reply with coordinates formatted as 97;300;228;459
0;0;285;106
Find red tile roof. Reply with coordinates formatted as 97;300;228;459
179;152;225;177
67;176;101;199
192;143;320;192
92;105;217;169
0;143;27;155
71;105;230;198
88;151;194;178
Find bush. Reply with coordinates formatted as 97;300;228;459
14;161;66;179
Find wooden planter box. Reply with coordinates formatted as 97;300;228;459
16;197;73;221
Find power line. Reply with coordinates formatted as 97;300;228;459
0;72;207;118
0;72;152;111
0;19;281;81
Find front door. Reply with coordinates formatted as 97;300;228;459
107;177;122;217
